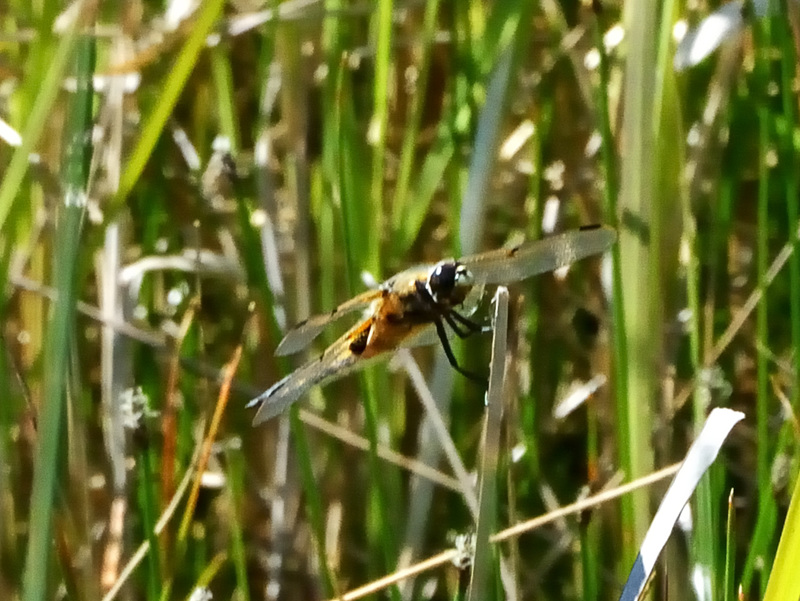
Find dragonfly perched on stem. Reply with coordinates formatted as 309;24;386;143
248;225;616;424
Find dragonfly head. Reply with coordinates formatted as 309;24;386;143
427;261;474;304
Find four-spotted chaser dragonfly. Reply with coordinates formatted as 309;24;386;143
249;225;616;424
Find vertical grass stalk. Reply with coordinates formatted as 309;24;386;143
467;287;508;601
22;32;94;601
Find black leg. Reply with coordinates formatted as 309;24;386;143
413;280;487;384
432;317;487;385
447;310;484;333
442;311;473;338
414;280;483;338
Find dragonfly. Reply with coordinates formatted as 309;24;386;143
248;225;616;424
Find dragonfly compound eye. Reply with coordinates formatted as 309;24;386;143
428;262;457;300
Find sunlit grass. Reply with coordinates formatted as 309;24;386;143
1;2;799;601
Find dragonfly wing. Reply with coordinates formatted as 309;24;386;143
251;321;388;424
275;288;383;356
462;226;616;285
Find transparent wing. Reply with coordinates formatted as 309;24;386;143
461;226;616;285
252;315;489;424
251;320;388;424
275;288;383;356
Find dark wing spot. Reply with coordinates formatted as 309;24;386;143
348;325;371;355
579;223;602;232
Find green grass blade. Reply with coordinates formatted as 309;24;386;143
617;0;660;568
290;410;337;596
750;105;779;594
367;0;393;275
723;490;736;601
0;26;78;232
395;120;454;256
778;6;800;416
762;469;800;601
225;447;251;601
336;44;399;600
115;0;226;206
137;434;163;601
210;43;240;154
21;32;95;601
390;0;441;243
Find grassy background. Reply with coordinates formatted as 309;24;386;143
1;1;799;600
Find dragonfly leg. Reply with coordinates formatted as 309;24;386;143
432;317;487;385
442;311;475;338
447;310;484;333
414;280;479;338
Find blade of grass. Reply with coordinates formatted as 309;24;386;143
0;22;79;232
459;44;513;256
299;408;461;491
581;516;600;601
176;346;242;542
450;1;479;147
742;104;779;594
336;50;399;599
277;20;313;322
336;62;370;290
390;0;441;243
225;447;251;601
740;20;786;585
590;9;636;580
460;0;534;257
21;31;94;601
395;120;455;256
518;101;551;489
762;465;800;601
665;1;723;596
366;0;393;277
617;0;660;569
232;145;338;595
290;409;337;597
723;490;736;601
210;43;240;154
115;0;226;208
136;413;163;601
467;287;508;601
778;6;800;417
